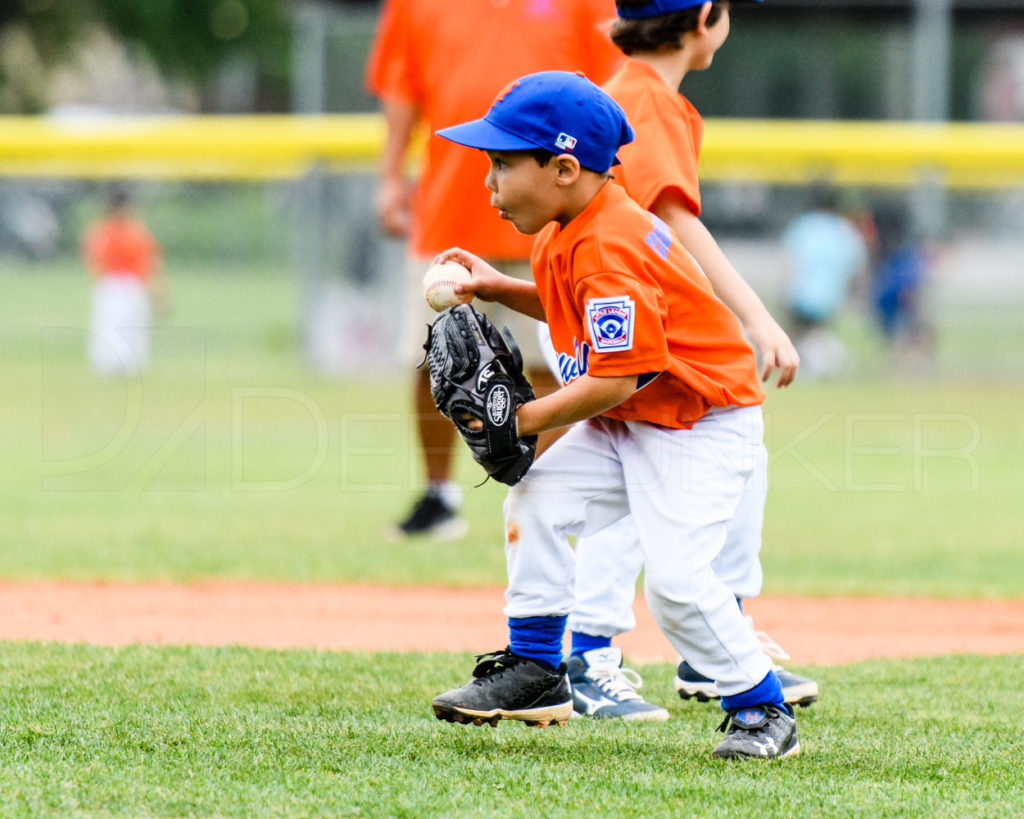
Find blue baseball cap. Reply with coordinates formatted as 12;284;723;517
435;71;635;173
617;0;762;20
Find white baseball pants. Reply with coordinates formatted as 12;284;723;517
89;275;152;376
503;405;772;695
568;435;765;637
535;321;766;639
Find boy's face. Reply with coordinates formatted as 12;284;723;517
484;150;565;235
691;2;731;70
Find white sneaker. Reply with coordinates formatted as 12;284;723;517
567;647;669;721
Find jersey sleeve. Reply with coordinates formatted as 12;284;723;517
573;270;670;377
364;0;418;105
618;103;701;215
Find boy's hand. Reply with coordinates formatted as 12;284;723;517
434;248;507;302
375;176;414;238
747;318;799;388
434;247;546;321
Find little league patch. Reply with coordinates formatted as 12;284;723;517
586;296;635;352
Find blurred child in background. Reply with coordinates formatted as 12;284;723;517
781;186;868;379
870;202;936;374
82;187;165;376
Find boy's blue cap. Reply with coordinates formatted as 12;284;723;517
617;0;762;20
435;71;634;173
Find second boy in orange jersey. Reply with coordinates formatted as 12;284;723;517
563;0;820;718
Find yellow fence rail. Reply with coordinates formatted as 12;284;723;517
2;114;1024;188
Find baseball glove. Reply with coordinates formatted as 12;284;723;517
423;303;537;486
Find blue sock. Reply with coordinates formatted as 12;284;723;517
720;670;786;712
508;615;567;672
570;631;612;657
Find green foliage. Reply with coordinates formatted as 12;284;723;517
96;0;291;85
0;0;91;112
1;0;88;64
0;0;290;113
0;644;1021;817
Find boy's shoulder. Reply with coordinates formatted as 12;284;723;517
605;60;699;125
541;183;659;270
584;181;652;231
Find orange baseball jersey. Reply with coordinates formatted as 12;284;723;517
82;217;160;281
602;58;703;215
365;0;621;258
532;182;764;428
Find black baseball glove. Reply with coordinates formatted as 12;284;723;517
422;304;537;486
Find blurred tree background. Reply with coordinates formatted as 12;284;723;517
1;1;1022;120
0;0;291;113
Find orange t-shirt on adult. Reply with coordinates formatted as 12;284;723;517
533;182;764;429
603;58;703;215
82;217;160;282
365;0;621;258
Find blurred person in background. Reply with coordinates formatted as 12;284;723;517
780;186;868;379
870;203;936;374
365;0;621;539
81;187;165;376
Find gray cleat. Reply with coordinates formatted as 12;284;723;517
712;704;800;760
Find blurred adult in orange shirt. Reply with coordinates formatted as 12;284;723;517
366;0;621;539
82;188;164;376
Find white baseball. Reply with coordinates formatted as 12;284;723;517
423;260;473;312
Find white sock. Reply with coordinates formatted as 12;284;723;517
431;481;462;510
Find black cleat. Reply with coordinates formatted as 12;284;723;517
673;660;720;703
433;649;572;728
392;489;468;539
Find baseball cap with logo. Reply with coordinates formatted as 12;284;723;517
616;0;762;19
435;71;635;174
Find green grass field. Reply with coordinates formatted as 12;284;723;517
2;261;1022;595
1;260;1022;816
2;645;1021;817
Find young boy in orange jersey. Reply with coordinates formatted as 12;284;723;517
564;0;819;716
369;0;670;723
365;0;622;541
429;70;799;759
81;187;164;376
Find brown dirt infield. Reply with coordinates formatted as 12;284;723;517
1;581;1022;665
